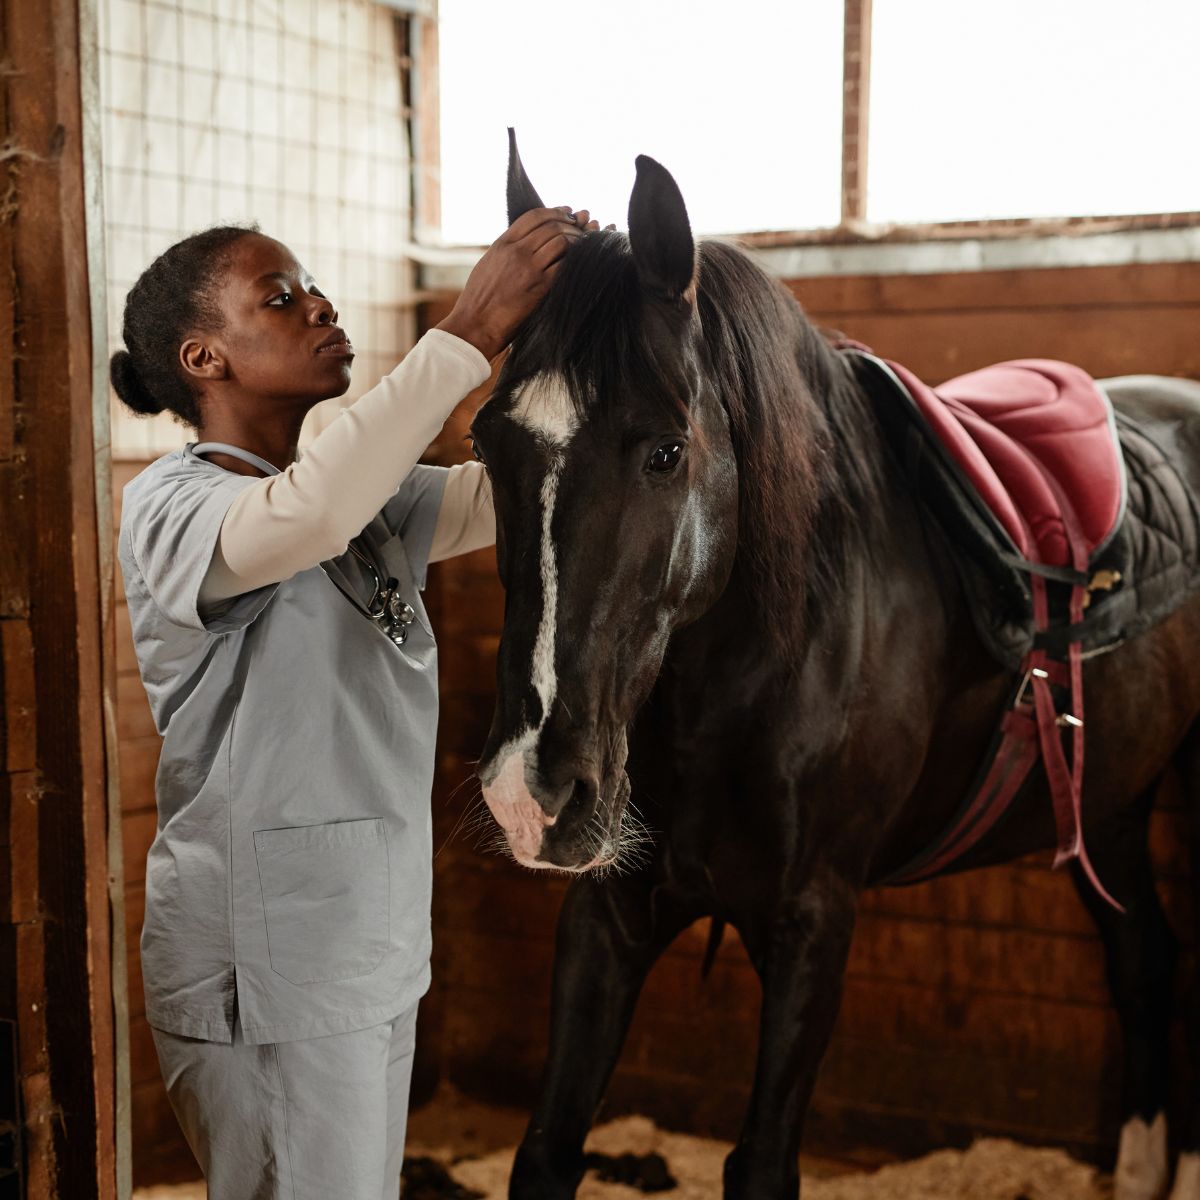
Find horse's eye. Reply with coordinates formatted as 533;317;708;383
469;437;485;464
646;441;684;473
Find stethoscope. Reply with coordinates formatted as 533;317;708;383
191;442;419;646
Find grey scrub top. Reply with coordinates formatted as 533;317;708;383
119;445;451;1045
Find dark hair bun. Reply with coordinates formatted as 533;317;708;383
109;349;163;416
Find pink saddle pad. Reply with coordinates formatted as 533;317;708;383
886;359;1124;567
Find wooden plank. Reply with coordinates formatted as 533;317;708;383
789;260;1200;317
1;621;36;774
127;1014;161;1087
129;1077;193;1179
116;602;137;674
811;305;1200;383
116;672;157;742
118;735;161;814
840;0;872;226
4;0;115;1192
0;459;29;618
121;810;158;886
7;773;39;926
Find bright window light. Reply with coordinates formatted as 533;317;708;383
869;0;1200;224
437;0;843;244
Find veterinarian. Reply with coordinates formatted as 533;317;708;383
114;205;595;1199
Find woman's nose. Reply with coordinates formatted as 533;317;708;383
309;297;338;326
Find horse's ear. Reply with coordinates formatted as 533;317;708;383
506;127;546;225
628;154;696;302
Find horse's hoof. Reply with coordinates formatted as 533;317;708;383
1115;1113;1169;1200
1169;1151;1200;1199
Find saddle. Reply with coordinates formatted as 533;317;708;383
848;349;1200;905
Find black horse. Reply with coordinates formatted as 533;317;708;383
468;146;1200;1200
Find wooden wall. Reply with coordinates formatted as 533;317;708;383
2;2;120;1196
415;257;1200;1167
116;256;1200;1182
112;463;202;1186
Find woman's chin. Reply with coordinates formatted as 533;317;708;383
317;360;354;397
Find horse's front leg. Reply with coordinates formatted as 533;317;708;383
510;869;695;1200
724;869;858;1200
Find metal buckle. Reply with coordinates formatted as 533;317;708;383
1016;664;1082;728
1016;665;1050;709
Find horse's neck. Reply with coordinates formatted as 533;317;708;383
688;338;948;681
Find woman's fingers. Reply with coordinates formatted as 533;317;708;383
435;204;608;358
529;232;575;274
503;205;574;244
521;218;582;260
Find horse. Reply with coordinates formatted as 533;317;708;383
466;142;1200;1200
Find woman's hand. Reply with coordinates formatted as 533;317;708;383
436;207;604;360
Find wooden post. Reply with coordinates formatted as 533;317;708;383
841;0;873;228
1;0;120;1197
410;5;442;245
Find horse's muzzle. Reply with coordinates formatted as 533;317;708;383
480;750;611;870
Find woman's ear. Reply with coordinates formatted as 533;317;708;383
180;336;227;382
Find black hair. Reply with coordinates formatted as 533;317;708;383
109;224;259;426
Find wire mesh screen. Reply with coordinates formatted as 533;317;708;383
99;0;417;459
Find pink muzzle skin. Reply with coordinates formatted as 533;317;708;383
481;749;557;866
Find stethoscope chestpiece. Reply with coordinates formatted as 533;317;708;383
377;577;417;645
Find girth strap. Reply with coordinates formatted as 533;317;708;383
884;556;1122;910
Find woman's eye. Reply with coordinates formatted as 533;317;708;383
646;441;684;473
267;293;293;306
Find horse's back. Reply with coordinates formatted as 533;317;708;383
1101;374;1200;495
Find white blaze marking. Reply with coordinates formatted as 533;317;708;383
481;375;578;864
531;450;564;719
1170;1151;1200;1199
1115;1113;1169;1200
510;372;579;445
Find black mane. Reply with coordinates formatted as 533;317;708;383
504;230;885;653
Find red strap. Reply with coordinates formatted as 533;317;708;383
1028;578;1123;911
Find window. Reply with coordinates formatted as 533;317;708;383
436;0;1198;244
436;0;845;243
868;0;1200;225
99;0;418;459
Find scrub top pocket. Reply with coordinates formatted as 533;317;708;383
253;818;389;985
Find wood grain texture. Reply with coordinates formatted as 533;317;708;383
2;0;118;1195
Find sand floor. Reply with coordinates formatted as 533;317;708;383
132;1093;1114;1199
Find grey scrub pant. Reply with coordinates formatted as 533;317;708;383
151;1004;418;1200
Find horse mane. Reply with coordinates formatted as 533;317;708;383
505;231;883;654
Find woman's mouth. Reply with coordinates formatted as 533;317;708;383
315;330;354;357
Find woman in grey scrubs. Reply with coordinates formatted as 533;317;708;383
113;206;596;1199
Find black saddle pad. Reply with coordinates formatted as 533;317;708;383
853;354;1200;670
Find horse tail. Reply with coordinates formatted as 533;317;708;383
701;916;725;980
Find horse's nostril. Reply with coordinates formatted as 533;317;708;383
540;774;599;823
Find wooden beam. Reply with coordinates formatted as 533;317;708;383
1;0;118;1196
841;0;873;227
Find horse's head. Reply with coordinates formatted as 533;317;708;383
471;137;742;871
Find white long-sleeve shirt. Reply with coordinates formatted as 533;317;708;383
199;329;494;606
